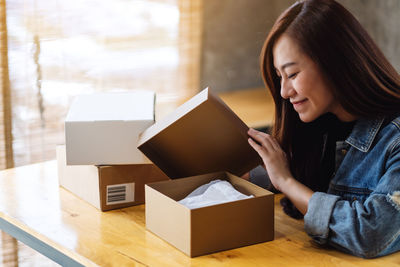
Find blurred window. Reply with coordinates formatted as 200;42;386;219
1;0;202;167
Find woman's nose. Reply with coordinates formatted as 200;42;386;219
280;78;295;99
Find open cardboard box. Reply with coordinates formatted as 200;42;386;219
57;145;169;211
145;171;274;257
138;88;274;256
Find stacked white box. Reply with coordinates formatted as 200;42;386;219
65;91;155;165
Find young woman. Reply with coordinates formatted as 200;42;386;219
246;0;400;258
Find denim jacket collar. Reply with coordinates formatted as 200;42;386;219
345;116;385;152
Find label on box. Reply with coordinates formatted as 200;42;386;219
106;183;135;205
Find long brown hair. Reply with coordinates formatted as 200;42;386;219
260;0;400;190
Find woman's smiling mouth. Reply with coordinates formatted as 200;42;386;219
291;99;308;109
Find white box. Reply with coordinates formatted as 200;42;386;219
65;91;154;165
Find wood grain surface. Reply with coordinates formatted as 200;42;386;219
1;161;399;266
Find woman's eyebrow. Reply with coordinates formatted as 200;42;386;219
274;62;297;74
281;62;297;71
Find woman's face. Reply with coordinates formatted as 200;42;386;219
273;34;354;122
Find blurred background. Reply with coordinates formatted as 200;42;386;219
0;0;399;265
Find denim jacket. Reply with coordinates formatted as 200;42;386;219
250;115;400;258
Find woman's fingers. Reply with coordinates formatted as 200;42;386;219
248;137;270;170
267;135;281;151
248;137;265;155
247;128;292;193
247;128;280;151
247;128;269;147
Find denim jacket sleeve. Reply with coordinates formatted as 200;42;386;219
304;136;400;258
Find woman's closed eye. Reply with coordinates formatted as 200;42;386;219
288;72;298;79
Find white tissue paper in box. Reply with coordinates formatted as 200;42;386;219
178;179;254;209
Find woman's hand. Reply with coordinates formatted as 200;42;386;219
247;128;292;192
247;128;314;215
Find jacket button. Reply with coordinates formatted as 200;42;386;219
341;149;347;155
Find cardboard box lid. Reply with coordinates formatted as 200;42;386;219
66;91;155;122
137;88;263;179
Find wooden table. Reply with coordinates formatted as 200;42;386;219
0;161;399;266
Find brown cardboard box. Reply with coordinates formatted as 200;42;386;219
137;87;262;179
139;88;273;256
145;171;274;257
57;145;169;211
